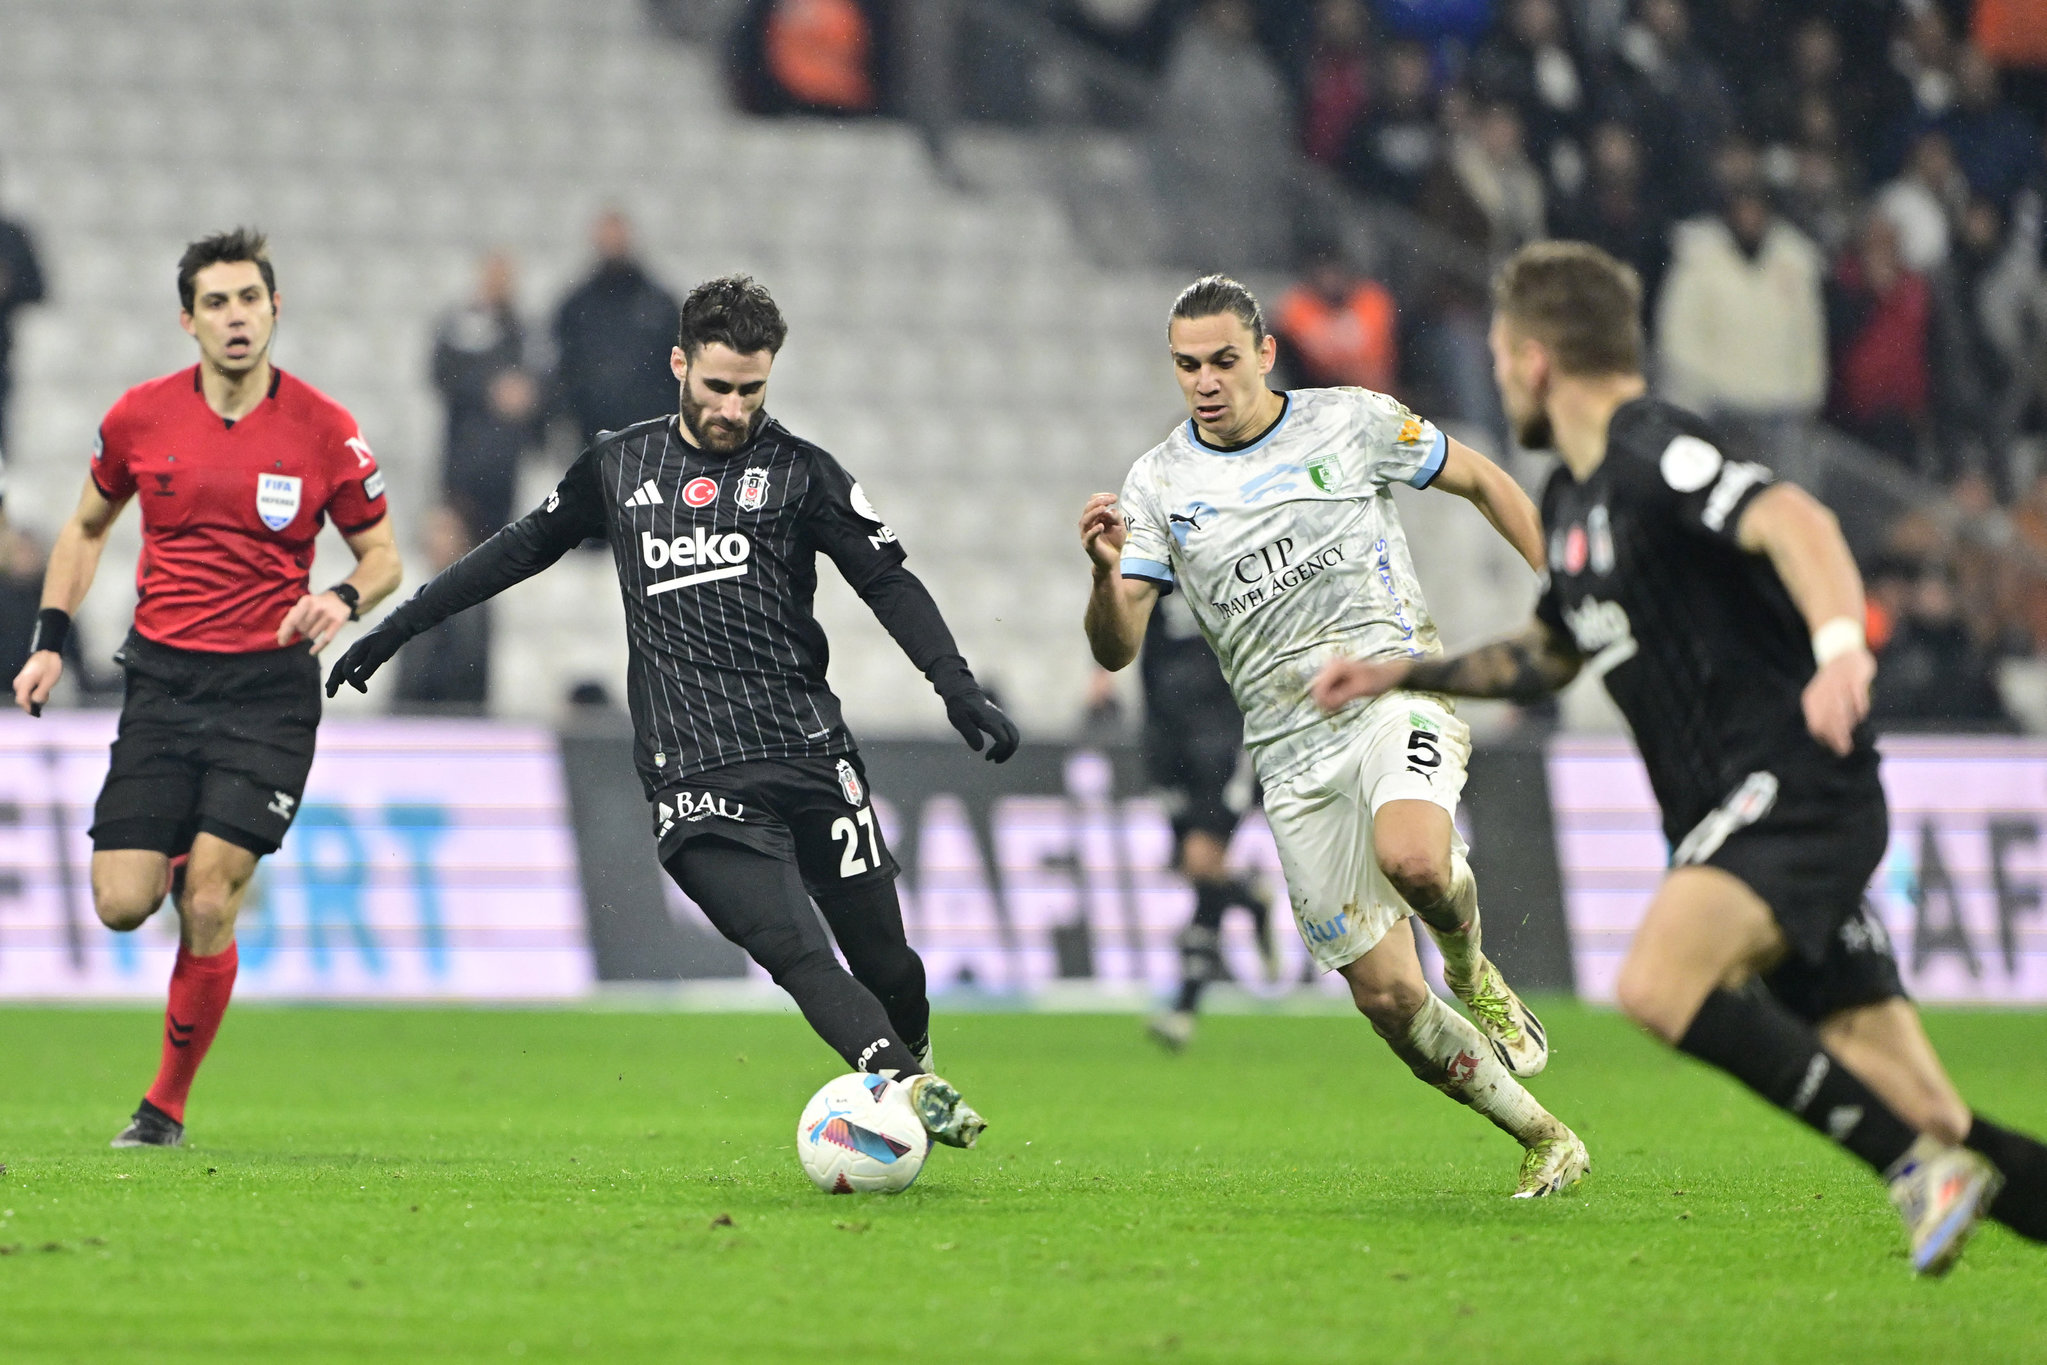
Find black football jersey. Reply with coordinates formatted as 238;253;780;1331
1535;398;1878;841
533;413;908;793
1140;590;1240;733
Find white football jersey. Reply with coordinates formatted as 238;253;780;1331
1118;387;1447;781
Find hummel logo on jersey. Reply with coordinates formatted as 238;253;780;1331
624;479;664;508
642;529;753;596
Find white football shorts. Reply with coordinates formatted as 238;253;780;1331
1262;691;1471;972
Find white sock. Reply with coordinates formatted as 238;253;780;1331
1416;853;1484;990
1390;993;1558;1146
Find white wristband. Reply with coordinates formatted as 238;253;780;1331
1812;616;1866;666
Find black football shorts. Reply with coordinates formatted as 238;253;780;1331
90;631;321;859
1145;708;1253;846
1678;757;1905;1022
651;752;898;896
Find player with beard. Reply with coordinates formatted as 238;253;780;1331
327;275;1013;1149
1312;241;2047;1274
12;228;403;1147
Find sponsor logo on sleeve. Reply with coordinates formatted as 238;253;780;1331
1659;435;1723;493
345;435;376;469
256;474;302;531
850;482;898;548
363;469;386;501
92;432;104;462
682;476;719;508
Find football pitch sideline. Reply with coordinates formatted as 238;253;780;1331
1;1006;2041;1364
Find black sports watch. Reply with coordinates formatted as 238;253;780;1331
327;582;362;620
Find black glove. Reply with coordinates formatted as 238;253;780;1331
324;621;411;697
928;657;1019;762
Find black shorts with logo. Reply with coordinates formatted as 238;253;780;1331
652;752;898;896
1679;753;1905;1023
90;631;321;858
1145;706;1252;846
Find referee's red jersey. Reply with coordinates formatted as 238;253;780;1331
92;366;389;654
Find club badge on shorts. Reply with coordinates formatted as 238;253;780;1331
836;759;864;807
256;474;302;531
736;466;771;512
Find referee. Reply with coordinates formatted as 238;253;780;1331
13;229;402;1148
328;275;1015;1150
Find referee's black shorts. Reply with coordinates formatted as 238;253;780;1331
1680;754;1904;1024
90;631;321;859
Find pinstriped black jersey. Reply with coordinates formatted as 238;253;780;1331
1534;398;1879;843
535;413;909;793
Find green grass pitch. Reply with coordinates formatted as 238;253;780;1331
1;1003;2042;1363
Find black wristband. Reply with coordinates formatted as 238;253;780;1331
28;607;70;657
327;582;362;620
925;655;974;698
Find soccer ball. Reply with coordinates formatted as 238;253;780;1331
796;1072;929;1194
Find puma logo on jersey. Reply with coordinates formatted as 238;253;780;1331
624;479;664;508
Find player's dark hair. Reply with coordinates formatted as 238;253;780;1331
1168;274;1266;345
677;274;788;359
177;227;276;312
1492;241;1642;377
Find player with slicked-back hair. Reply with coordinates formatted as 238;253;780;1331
1084;272;1589;1197
1313;239;2047;1273
13;227;404;1148
328;273;1014;1151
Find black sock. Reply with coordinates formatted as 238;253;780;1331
1678;986;1917;1175
1967;1113;2047;1241
815;880;931;1056
1227;878;1271;938
672;840;922;1078
1173;884;1232;1014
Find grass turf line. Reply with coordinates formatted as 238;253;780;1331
0;1004;2042;1364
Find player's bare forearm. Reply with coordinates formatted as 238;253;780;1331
341;520;404;614
1736;484;1862;631
41;478;126;614
1085;569;1153;671
1404;619;1583;701
1430;439;1545;573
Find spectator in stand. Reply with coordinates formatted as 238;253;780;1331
1273;245;1398;392
729;0;882;116
1936;45;2041;210
392;506;492;712
1773;94;1862;257
0;164;46;464
1551;120;1670;311
552;211;682;448
1344;40;1441;206
1824;212;1933;469
1877;130;1969;272
431;251;540;545
1298;0;1373;169
1470;0;1591;199
1871;555;2013;728
1749;16;1880;160
1655;177;1827;434
1151;0;1295;270
1691;0;1787;115
1427;97;1547;258
1611;0;1738;218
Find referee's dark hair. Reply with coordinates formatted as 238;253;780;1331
1492;241;1643;377
1168;274;1265;344
178;227;276;312
677;274;788;360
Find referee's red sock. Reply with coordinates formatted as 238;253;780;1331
143;942;239;1124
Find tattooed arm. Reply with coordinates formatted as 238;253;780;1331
1309;618;1584;712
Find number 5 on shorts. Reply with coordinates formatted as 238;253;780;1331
831;806;882;877
1406;729;1441;777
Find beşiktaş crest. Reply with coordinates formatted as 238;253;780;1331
256;474;301;531
736;466;771;512
835;758;864;806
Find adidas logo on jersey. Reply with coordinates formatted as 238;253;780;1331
624;479;664;508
